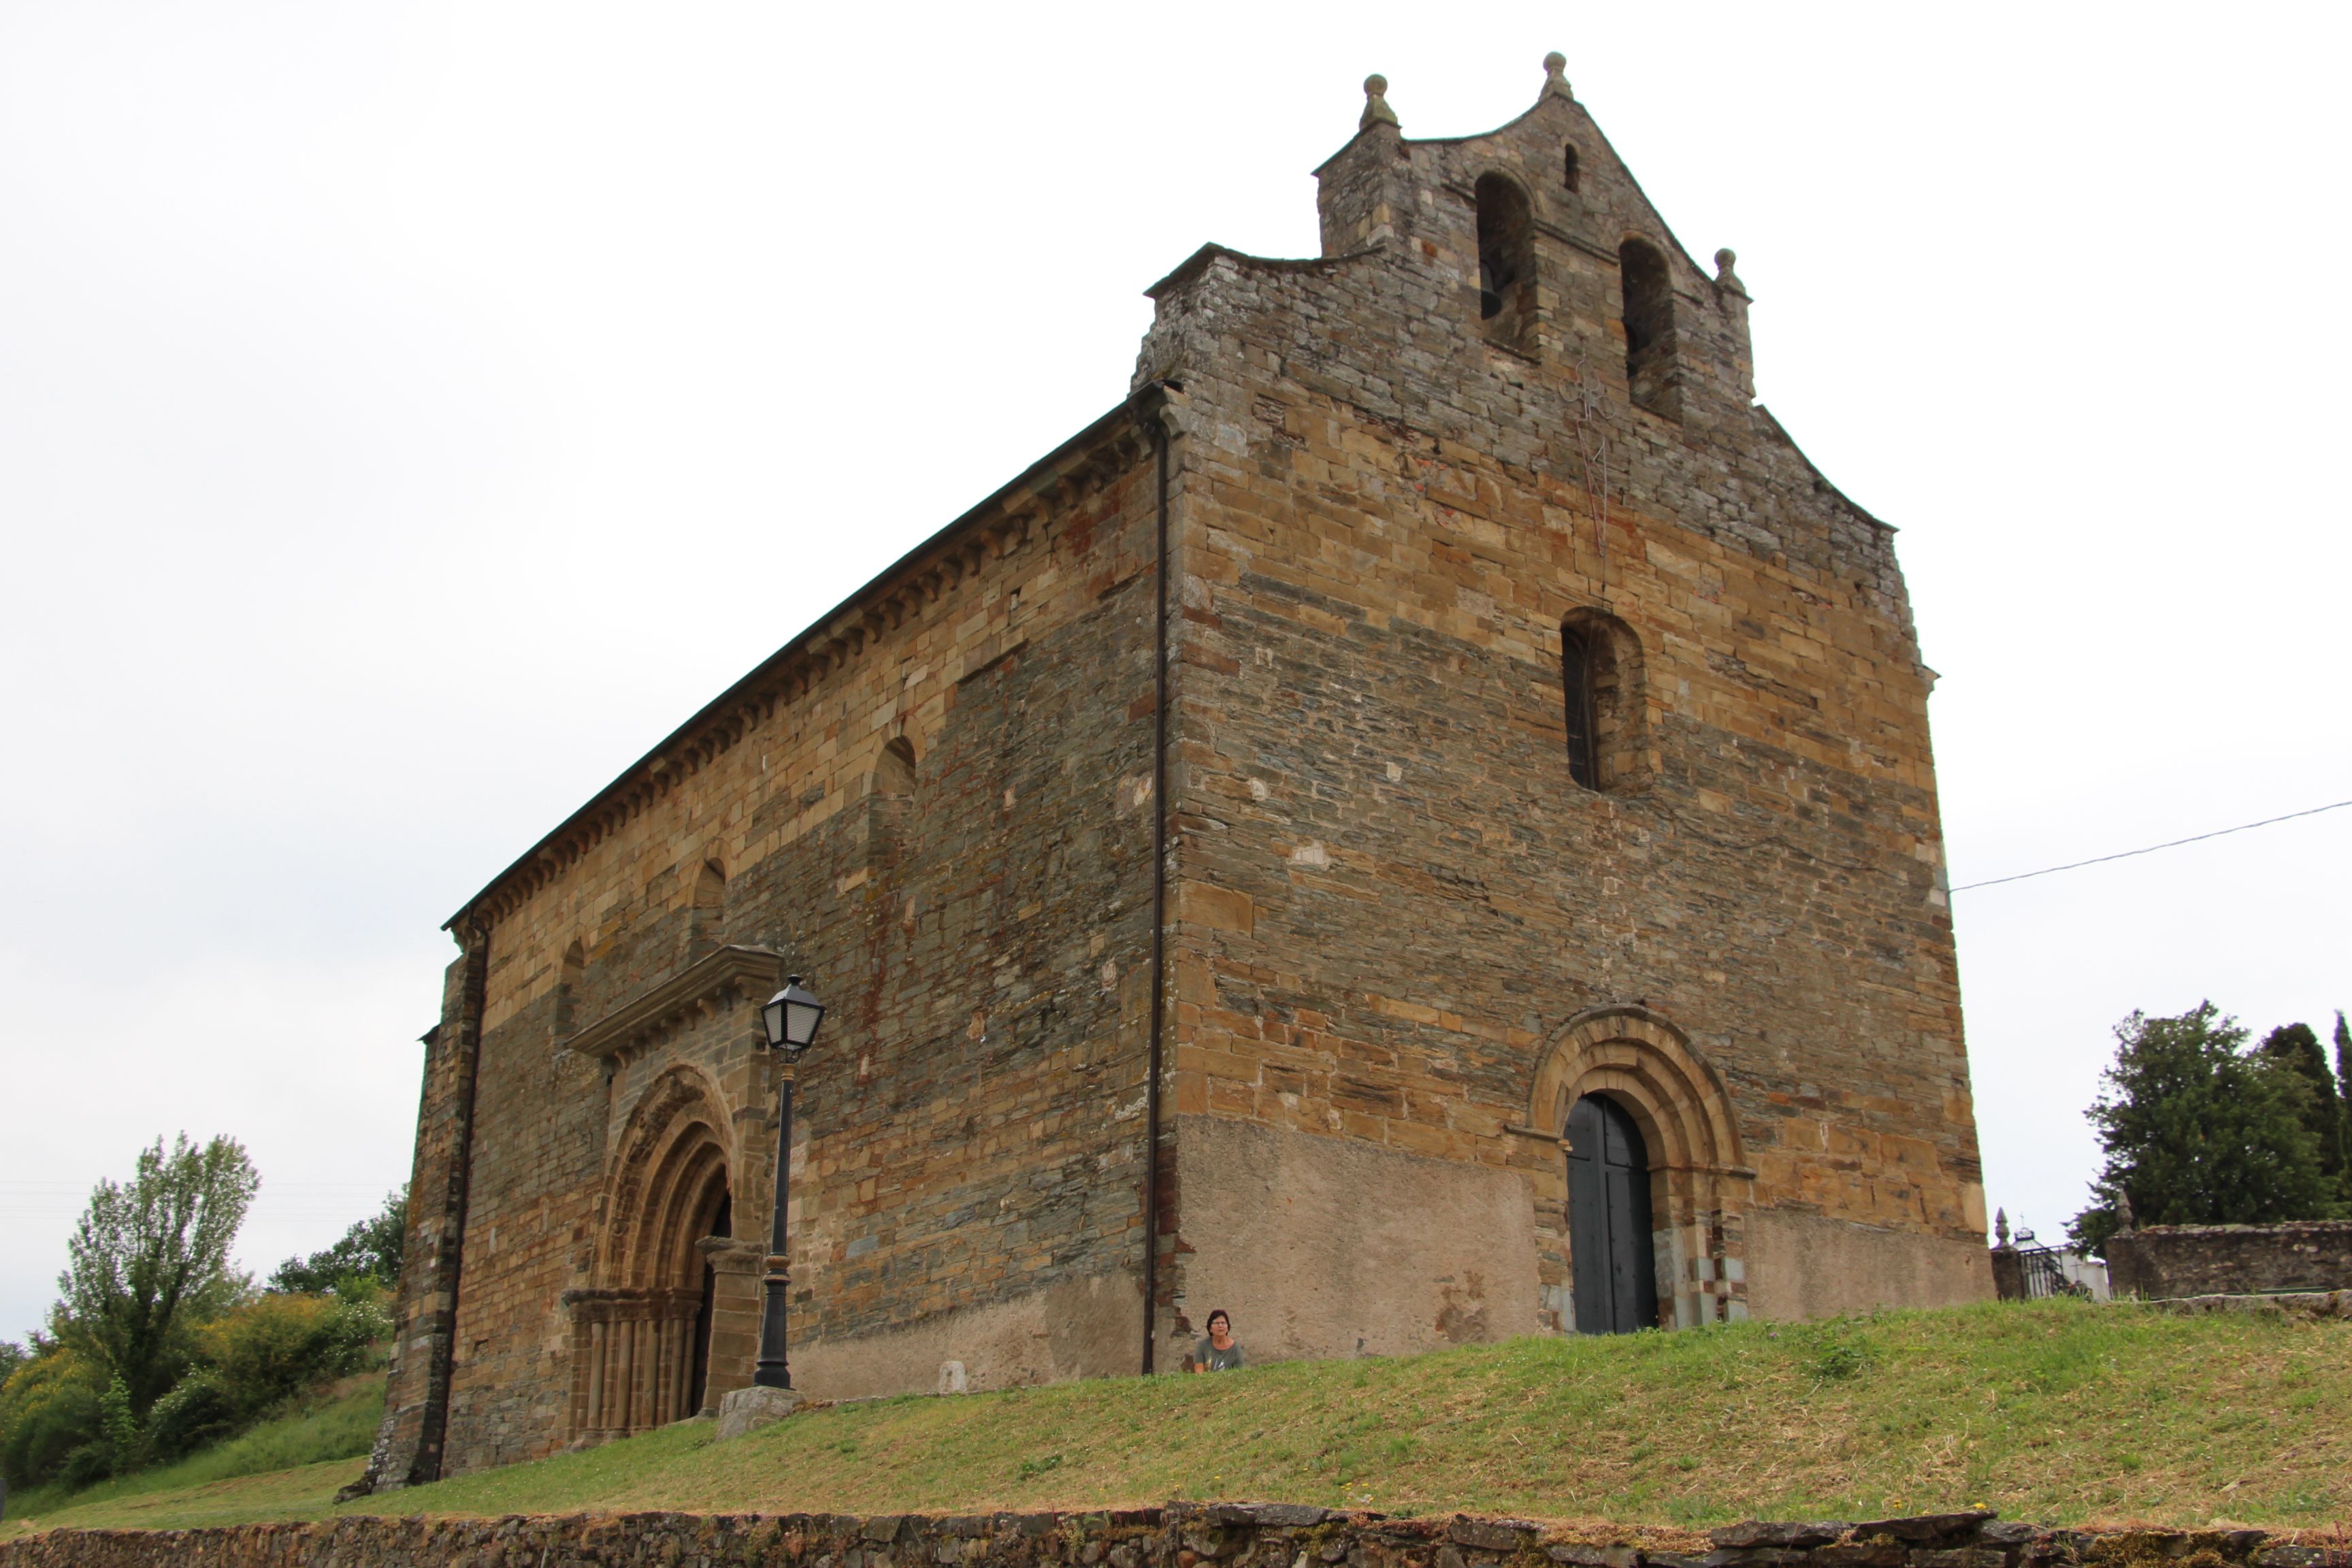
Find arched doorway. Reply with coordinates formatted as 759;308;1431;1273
1527;1004;1752;1328
565;1068;736;1441
1567;1094;1656;1333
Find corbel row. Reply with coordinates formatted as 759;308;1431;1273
474;427;1151;926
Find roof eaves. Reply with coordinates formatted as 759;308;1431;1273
443;391;1158;933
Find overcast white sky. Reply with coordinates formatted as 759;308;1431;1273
3;2;2347;1342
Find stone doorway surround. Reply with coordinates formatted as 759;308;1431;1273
1526;1004;1753;1328
561;1063;753;1441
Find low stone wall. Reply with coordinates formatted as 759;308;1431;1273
2108;1222;2352;1298
3;1502;2348;1568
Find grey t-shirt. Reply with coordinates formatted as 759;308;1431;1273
1194;1337;1243;1371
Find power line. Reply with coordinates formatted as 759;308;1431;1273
1950;798;2352;893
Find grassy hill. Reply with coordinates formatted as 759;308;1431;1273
5;1299;2346;1540
0;1372;385;1533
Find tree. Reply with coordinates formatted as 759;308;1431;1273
2338;1012;2352;1177
268;1186;407;1295
2069;1003;2344;1256
2257;1022;2348;1199
55;1134;259;1416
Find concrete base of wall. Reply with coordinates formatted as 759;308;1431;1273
1170;1116;1541;1366
787;1268;1141;1402
1744;1209;1992;1321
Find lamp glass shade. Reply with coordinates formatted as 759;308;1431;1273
763;977;826;1051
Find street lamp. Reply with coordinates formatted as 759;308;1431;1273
752;975;825;1390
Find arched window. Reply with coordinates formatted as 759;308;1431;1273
687;861;725;958
1563;625;1599;789
1563;144;1581;192
866;736;917;876
1567;1092;1659;1333
1618;238;1678;417
1561;610;1647;792
554;938;585;1041
875;736;916;798
1474;174;1535;346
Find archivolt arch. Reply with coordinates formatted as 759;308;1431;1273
566;1064;737;1441
598;1064;735;1289
1530;1004;1752;1327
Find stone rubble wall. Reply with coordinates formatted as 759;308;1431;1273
2108;1223;2352;1300
5;1503;2348;1568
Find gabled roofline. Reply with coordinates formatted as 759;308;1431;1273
444;389;1166;934
1309;86;1559;177
1305;84;1718;294
1144;242;1377;301
1754;404;1894;532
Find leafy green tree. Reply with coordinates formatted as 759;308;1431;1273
2069;1003;2344;1256
2257;1022;2348;1198
268;1186;407;1295
55;1134;259;1418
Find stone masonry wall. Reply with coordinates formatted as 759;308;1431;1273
1134;66;1984;1359
7;1503;2349;1568
2108;1223;2352;1300
374;408;1175;1482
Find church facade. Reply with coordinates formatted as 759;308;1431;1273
363;56;1989;1488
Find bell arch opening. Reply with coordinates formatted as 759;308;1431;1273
1531;1006;1752;1330
565;1068;741;1441
1474;172;1537;350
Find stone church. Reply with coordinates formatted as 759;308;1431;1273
363;56;1989;1488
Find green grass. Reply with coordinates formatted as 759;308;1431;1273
7;1301;2349;1539
1;1375;383;1532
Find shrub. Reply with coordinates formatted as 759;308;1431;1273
198;1292;389;1424
144;1369;240;1462
0;1344;105;1488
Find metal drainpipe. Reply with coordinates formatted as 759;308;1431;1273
1139;385;1173;1375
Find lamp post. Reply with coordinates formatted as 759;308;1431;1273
753;975;826;1391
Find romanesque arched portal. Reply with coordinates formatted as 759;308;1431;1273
563;1067;736;1441
1529;1005;1752;1328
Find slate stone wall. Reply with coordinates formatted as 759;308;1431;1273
368;411;1173;1485
2108;1223;2352;1299
6;1503;2348;1568
1132;65;1985;1358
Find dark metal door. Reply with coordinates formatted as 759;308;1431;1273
1567;1094;1658;1333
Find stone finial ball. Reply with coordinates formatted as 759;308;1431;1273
1365;74;1388;97
1716;247;1739;272
1544;51;1567;76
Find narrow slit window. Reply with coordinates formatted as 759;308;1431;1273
1563;144;1581;192
1563;610;1647;792
1563;626;1598;789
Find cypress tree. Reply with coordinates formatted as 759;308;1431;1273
2257;1023;2347;1197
